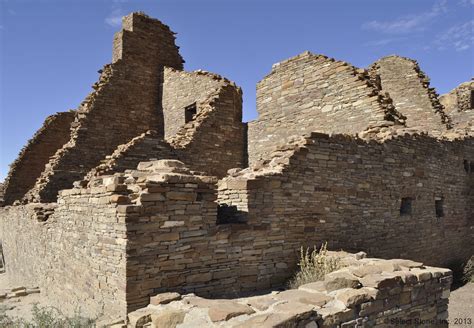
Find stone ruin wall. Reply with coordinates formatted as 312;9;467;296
248;51;404;165
162;68;233;140
2;112;75;205
0;11;472;324
440;80;474;136
83;69;246;182
2;129;471;320
0;193;128;320
169;83;247;177
22;13;184;203
369;56;451;136
127;253;452;328
219;133;474;268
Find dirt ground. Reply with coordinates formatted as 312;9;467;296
0;273;47;322
448;283;474;328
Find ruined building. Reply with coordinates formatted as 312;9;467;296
0;12;472;321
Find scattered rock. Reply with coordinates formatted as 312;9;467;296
150;310;185;328
207;300;255;322
149;292;181;305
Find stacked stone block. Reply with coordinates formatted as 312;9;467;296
2;112;74;205
170;84;247;177
23;12;184;203
440;79;474;136
248;51;404;165
125;252;452;328
369;56;451;136
219;132;474;268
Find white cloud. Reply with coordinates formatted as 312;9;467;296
434;20;474;51
105;8;123;27
362;0;447;34
364;37;408;47
459;0;474;6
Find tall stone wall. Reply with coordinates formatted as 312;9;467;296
84;77;246;182
0;191;128;320
440;80;473;136
84;130;177;182
2;112;74;205
127;253;453;328
162;68;234;140
219;133;474;268
369;56;451;136
248;51;404;165
23;12;184;203
169;84;247;177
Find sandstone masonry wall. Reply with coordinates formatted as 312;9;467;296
2;112;74;205
369;56;451;136
248;51;404;165
0;191;128;320
162;68;233;140
84;130;177;182
169;84;247;177
23;13;184;203
220;133;474;268
126;252;452;328
440;80;474;136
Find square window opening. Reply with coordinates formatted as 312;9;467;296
435;198;444;218
470;90;474;109
464;160;470;173
185;103;197;124
400;197;412;216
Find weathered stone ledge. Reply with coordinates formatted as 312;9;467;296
124;252;452;328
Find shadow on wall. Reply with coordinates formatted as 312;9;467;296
217;204;248;225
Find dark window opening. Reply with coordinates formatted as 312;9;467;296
470;90;474;109
400;197;412;216
471;162;474;174
464;160;470;173
435;198;444;218
185;103;197;124
217;204;248;225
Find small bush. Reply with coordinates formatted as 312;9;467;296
0;304;95;328
288;242;346;289
462;256;473;284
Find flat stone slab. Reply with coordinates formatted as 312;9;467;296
207;300;255;322
275;289;331;307
150;310;185;328
150;292;181;305
245;295;279;311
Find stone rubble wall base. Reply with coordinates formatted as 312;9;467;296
124;252;452;328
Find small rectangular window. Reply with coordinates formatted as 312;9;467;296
435;198;444;218
185;103;197;123
464;160;470;173
400;197;412;216
470;90;474;109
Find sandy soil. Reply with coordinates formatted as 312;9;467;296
448;283;474;328
0;273;48;322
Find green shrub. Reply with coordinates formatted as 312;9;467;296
0;304;95;328
288;242;346;289
463;256;473;284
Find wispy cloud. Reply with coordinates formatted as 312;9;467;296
364;37;409;47
105;7;123;27
459;0;474;6
434;20;474;51
362;0;447;34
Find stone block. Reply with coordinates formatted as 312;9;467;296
149;292;181;305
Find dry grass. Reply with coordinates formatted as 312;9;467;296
0;304;95;328
288;242;346;289
463;256;473;284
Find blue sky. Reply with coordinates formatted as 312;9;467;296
0;0;473;181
